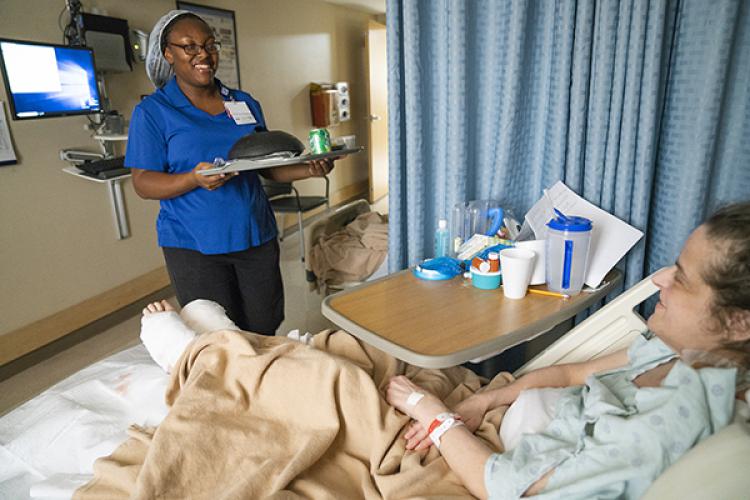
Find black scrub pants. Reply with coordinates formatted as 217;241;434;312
162;239;284;335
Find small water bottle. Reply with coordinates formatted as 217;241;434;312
434;219;449;258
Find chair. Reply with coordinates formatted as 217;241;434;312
262;176;330;261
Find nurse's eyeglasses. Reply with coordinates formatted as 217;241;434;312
168;41;222;55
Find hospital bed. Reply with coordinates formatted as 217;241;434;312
0;274;747;499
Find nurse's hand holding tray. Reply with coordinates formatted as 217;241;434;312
306;156;339;176
192;162;238;191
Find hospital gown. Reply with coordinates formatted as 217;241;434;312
485;333;736;499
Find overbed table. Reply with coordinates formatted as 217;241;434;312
322;269;621;368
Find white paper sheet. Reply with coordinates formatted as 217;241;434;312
524;181;644;288
524;194;554;240
0;101;18;165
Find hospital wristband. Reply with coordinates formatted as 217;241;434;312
428;412;464;449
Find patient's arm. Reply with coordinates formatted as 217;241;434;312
473;347;629;413
402;405;549;499
439;426;555;498
403;349;630;450
388;376;494;498
387;349;630;498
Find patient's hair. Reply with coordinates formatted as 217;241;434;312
702;201;750;367
160;13;210;54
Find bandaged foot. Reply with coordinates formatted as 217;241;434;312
179;299;239;335
140;300;197;374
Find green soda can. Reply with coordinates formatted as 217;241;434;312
309;128;331;154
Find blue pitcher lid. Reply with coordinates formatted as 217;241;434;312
547;215;592;232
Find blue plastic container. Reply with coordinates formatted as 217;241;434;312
470;267;502;290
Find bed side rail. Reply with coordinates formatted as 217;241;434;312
515;272;660;376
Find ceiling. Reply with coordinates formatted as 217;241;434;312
322;0;386;15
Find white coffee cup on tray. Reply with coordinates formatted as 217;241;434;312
499;248;536;299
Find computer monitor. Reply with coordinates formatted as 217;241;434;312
0;38;102;120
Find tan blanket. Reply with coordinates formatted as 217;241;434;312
75;330;512;499
309;212;388;288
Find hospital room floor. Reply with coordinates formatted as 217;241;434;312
0;196;389;416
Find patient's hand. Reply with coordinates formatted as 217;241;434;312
387;375;452;451
399;392;492;451
387;376;447;421
403;420;432;450
452;393;490;433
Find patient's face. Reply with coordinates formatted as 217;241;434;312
648;226;722;354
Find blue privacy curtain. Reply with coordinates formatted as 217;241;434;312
387;0;750;288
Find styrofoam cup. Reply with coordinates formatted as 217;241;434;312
515;239;546;285
499;248;536;299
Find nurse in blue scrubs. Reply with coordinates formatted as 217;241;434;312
125;11;332;335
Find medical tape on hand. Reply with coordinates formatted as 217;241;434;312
406;392;424;407
428;413;464;449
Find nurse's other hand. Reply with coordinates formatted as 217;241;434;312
192;162;238;191
306;158;336;177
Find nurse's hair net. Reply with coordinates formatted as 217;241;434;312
146;10;207;88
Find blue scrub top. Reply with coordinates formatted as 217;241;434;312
125;77;278;254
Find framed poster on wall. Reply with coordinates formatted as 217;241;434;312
175;1;241;89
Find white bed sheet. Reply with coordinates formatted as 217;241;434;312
0;345;169;500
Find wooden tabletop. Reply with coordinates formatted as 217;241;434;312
322;269;621;368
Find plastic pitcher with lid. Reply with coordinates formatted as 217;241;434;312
545;213;593;295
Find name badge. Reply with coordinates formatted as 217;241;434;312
224;101;257;125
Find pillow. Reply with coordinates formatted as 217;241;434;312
643;401;750;500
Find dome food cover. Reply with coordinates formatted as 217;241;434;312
228;130;305;160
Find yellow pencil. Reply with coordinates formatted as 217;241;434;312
527;288;570;299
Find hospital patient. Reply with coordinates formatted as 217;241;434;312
387;201;750;499
137;202;749;499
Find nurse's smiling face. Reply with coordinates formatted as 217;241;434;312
164;17;218;89
647;226;723;355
